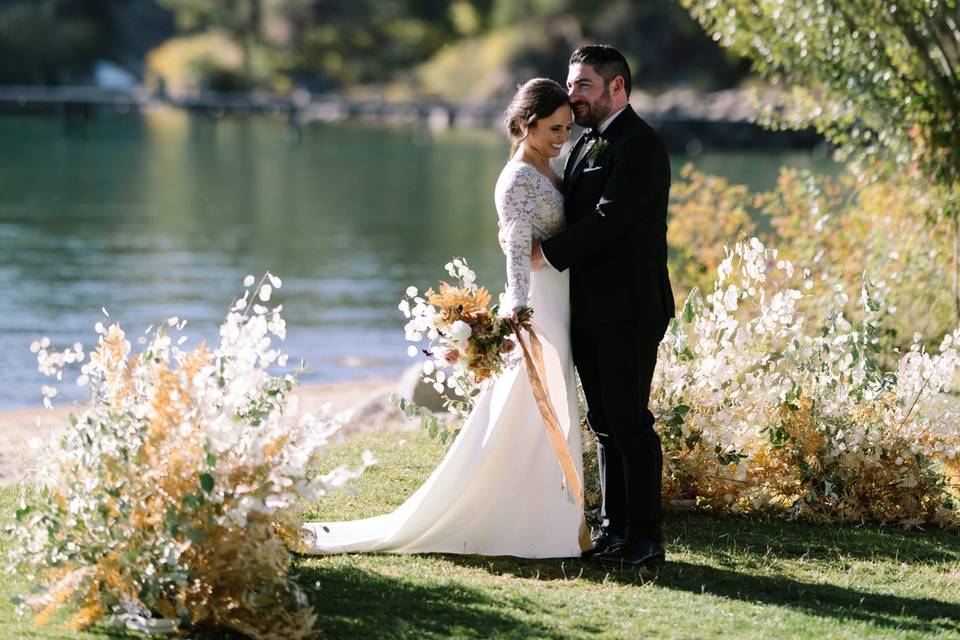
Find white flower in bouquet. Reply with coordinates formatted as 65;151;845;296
449;320;472;342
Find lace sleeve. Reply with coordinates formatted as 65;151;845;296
496;166;538;315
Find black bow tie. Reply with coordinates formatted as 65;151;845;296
583;128;601;142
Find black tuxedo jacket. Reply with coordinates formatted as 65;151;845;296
541;106;675;325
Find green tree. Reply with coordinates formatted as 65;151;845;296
157;0;266;77
283;0;463;88
0;0;116;84
680;0;960;316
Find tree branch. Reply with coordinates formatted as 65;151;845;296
944;13;960;56
886;3;960;121
921;10;960;89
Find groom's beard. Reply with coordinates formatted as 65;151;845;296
572;89;613;128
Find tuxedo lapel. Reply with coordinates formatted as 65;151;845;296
565;107;638;195
563;134;588;191
566;144;592;193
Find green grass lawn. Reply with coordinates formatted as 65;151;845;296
3;430;960;639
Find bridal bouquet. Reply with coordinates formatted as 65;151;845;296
399;258;585;509
398;258;585;507
8;274;373;639
399;258;530;399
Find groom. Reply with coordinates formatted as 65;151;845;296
532;45;675;567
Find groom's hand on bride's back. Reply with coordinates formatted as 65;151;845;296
530;241;546;271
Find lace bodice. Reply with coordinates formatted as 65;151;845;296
494;161;565;314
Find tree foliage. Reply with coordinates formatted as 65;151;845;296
282;0;463;88
156;0;267;75
0;0;115;84
680;0;960;315
0;0;750;92
681;0;960;196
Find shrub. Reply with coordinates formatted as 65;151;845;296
9;274;372;638
653;238;960;527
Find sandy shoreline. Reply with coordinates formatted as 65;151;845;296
0;376;415;487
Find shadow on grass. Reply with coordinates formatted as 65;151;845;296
653;559;960;635
668;512;960;564
438;554;960;635
437;512;960;636
295;563;557;639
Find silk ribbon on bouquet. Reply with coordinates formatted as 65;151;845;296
512;323;592;552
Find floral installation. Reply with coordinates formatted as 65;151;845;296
398;258;530;421
668;163;956;358
8;273;374;638
653;237;960;527
584;137;609;167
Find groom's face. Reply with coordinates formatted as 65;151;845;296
566;63;613;129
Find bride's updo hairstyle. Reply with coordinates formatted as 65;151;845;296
503;78;569;156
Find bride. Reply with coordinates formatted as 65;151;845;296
302;78;589;558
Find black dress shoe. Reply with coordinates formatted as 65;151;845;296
581;528;625;559
590;539;665;568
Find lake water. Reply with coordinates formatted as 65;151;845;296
0;109;832;410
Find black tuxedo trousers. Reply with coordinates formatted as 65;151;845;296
573;317;668;542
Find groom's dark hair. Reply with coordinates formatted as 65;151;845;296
569;45;632;97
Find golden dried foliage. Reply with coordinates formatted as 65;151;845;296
668;164;757;300
757;165;954;345
428;282;492;320
88;325;136;410
22;342;321;638
671;162;955;352
12;283;347;639
658;389;960;527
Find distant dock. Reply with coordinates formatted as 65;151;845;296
0;85;820;150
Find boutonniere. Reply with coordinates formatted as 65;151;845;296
584;138;609;167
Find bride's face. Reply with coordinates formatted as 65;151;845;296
526;104;573;159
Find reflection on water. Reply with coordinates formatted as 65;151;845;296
0;110;834;409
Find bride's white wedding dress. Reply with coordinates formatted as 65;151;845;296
302;160;586;558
